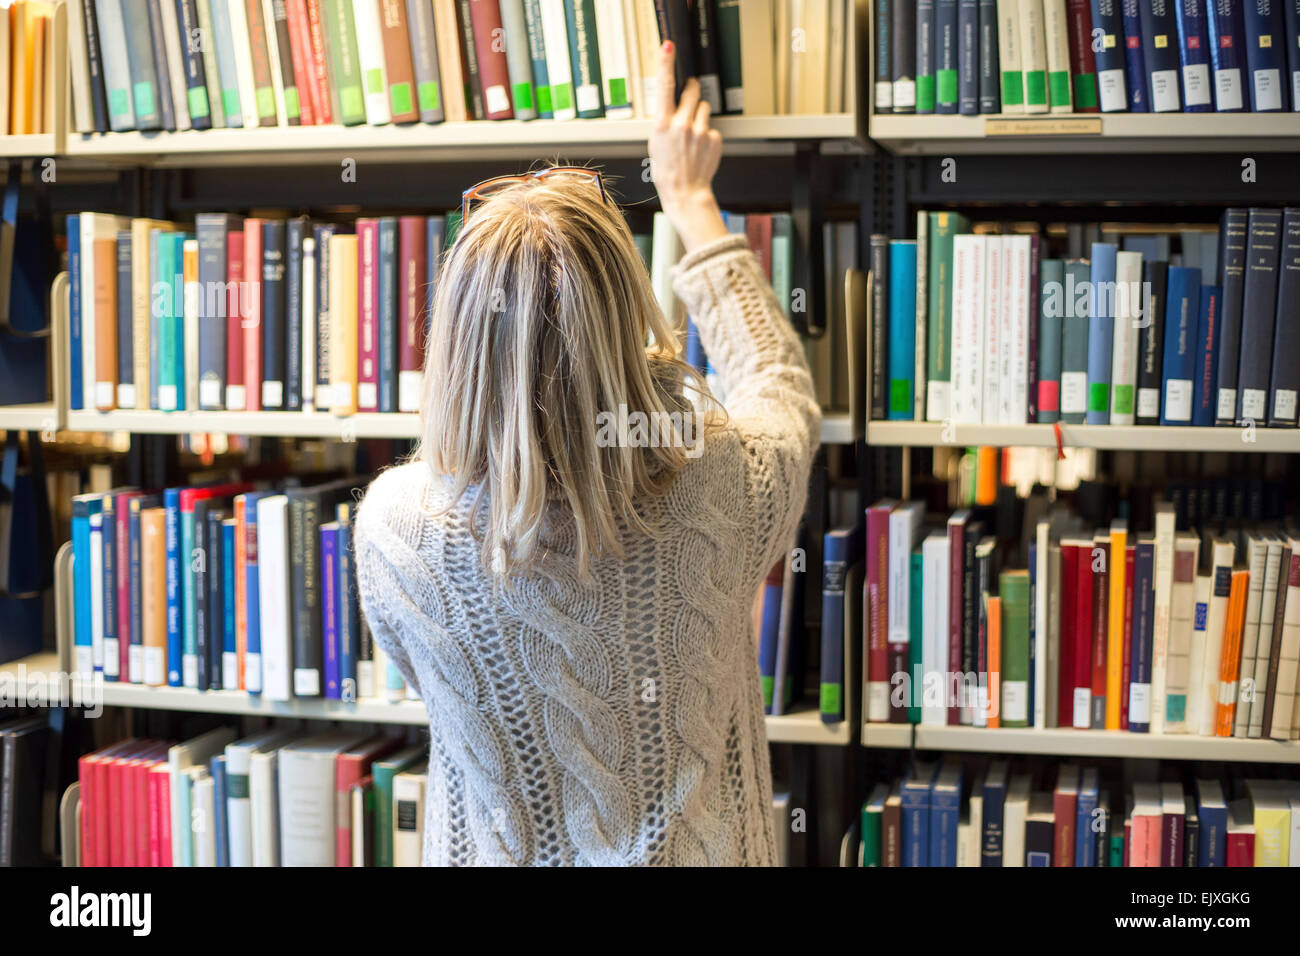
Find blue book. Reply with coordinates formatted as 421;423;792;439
1160;267;1201;423
1075;768;1101;865
1268;207;1300;426
89;507;104;674
1129;539;1156;732
1139;0;1183;111
240;491;277;695
1236;208;1283;422
101;497;117;682
68;215;84;411
684;319;706;373
210;754;230;867
1206;0;1248;109
207;0;243;127
378;217;399;412
1086;243;1118;424
980;759;1009;866
907;548;924;723
1243;0;1290;109
917;0;937;113
1091;0;1132;110
888;240;917;420
1174;0;1214;109
929;762;963;866
958;0;980;113
1196;779;1228;866
757;560;783;714
901;761;939;866
936;0;960;112
321;522;340;700
1192;285;1222;426
425;216;446;340
180;492;200;687
820;523;863;723
337;503;360;701
522;0;552;118
71;494;100;677
173;0;212;129
164;487;184;686
1285;0;1300;108
1121;0;1149;111
222;518;237;689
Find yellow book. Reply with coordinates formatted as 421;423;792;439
28;3;50;134
329;233;359;416
1246;780;1296;867
10;2;30;135
1106;519;1127;729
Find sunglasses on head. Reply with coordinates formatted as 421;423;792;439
461;166;608;222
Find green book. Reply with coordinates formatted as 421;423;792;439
908;547;924;723
771;214;794;317
999;569;1031;727
715;0;743;112
444;210;464;245
563;0;604;118
1073;71;1098;111
156;233;180;410
860;783;888;866
323;0;367;125
371;745;425;867
925;210;970;422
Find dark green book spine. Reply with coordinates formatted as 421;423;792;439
564;0;604;117
999;569;1031;727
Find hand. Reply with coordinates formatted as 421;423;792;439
648;42;729;254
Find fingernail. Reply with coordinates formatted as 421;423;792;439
663;41;673;55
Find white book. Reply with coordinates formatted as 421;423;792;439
1041;0;1072;112
278;732;370;866
89;511;105;675
632;0;661;114
956;817;972;866
1165;534;1202;733
255;494;292;701
301;238;317;411
593;0;634;118
1290;796;1300;868
1196;539;1236;736
1249;537;1285;737
1033;518;1049;728
794;0;829;114
248;748;281;866
1017;0;1049;113
226;0;261;128
255;0;285;125
67;0;95;132
1235;534;1270;736
79;213;130;412
888;502;926;712
996;0;1025;113
1004;235;1031;424
1109;250;1142;425
1003;772;1032;866
538;0;578;120
982;236;1003;423
650;212;684;327
225;729;298;867
392;762;428;866
1149;503;1176;734
1184;572;1214;736
618;0;646;117
168;727;236;868
351;0;391;124
921;531;950;726
192;770;217;867
949;234;984;423
968;785;983;867
1270;543;1300;740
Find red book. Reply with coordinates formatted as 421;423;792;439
284;0;317;124
1226;800;1254;866
1059;540;1079;728
1123;814;1132;866
1090;535;1109;729
148;762;172;866
243;220;264;411
744;214;773;279
357;218;380;412
245;0;278;126
468;0;515;119
947;511;970;725
1120;543;1135;730
133;754;159;865
79;739;136;867
225;231;246;409
1064;0;1100;112
1071;537;1094;729
1052;765;1079;867
335;737;400;866
303;0;334;124
397;215;427;413
115;489;141;681
76;753;98;866
109;749;133;866
865;499;896;724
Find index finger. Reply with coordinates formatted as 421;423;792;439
657;41;676;126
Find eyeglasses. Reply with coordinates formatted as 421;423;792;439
461;166;608;222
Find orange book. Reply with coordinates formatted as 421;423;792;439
329;233;359;415
140;506;168;686
29;7;47;134
92;237;118;410
975;447;998;506
987;595;1002;729
1214;569;1250;737
10;3;30;135
234;495;248;690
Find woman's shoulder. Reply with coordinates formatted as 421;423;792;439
355;461;435;548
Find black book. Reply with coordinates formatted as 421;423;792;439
0;717;51;866
1183;793;1199;867
869;236;890;420
120;0;162;129
875;0;892;111
261;220;287;410
313;223;337;406
891;0;917;112
1025;791;1055;866
958;0;979;114
456;0;485;119
1267;207;1300;427
269;0;301;125
175;0;213;130
192;495;232;691
196;213;238;410
654;0;697;103
80;0;111;132
1135;259;1169;425
977;0;999;112
285;217;309;411
960;521;984;719
690;0;723;111
144;0;176;130
287;479;358;698
1215;208;1249;424
1234;208;1283;424
1094;791;1111;866
207;508;230;690
115;231;133;407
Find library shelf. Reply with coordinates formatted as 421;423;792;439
868;112;1300;155
862;722;914;749
62;114;866;167
766;708;854;746
865;421;1300;453
0;132;62;159
0;402;61;432
910;725;1300;764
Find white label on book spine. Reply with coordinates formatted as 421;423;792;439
1274;389;1297;422
1129;682;1151;723
182;652;198;688
1061;371;1087;414
129;644;143;683
485;85;510;115
262;380;283;408
199;378;222;409
576;84;601;114
158;384;178;411
357;382;377;410
95;381;114;409
294;667;321;696
893;79;917;108
926;380;951;422
357;659;375;697
725;88;744;112
1241;387;1266;420
1003;681;1028;723
75;646;92;680
226;384;246;410
1215;69;1243;111
698;76;723;111
1137;387;1159;419
1182;65;1211;107
875;81;893;110
1164;378;1193;421
245;652;262;693
1150;69;1180;111
334;382;355;409
398;370;422;414
117;384;136;409
1097;69;1127;111
1253;69;1282;111
1216;387;1236;420
1294;73;1300;112
103;639;119;677
223;651;238;689
1073;687;1091;729
867;683;890;722
144;646;163;686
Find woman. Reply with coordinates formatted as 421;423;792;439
355;42;820;866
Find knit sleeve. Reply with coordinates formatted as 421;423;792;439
354;495;423;702
670;232;822;584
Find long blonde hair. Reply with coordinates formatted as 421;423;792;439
419;176;719;578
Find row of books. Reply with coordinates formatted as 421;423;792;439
863;493;1300;741
857;759;1300;866
874;207;1300;428
74;728;430;866
2;0;63;136
875;0;1300;115
68;476;421;702
68;0;843;136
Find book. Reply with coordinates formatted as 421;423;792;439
1090;0;1130;109
1236;208;1283;423
1206;0;1247;110
1267;207;1300;426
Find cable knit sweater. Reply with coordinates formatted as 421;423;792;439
354;232;821;866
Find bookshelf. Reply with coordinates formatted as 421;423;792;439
865;421;1300;454
0;0;68;160
0;272;69;435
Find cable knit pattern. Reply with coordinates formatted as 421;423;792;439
354;232;821;866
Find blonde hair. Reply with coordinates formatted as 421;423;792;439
418;176;720;579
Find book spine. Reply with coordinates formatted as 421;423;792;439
918;0;938;112
1235;208;1283;422
122;0;164;128
284;0;318;123
1215;208;1249;420
687;0;722;110
243;221;263;411
1140;0;1184;111
322;524;339;699
1086;243;1117;424
1243;0;1290;109
1175;0;1214;109
1019;0;1051;111
1160;266;1200;423
958;0;980;112
324;0;367;123
1109;250;1142;425
870;236;891;421
146;0;179;129
1192;285;1221;426
1066;0;1100;109
540;0;577;118
592;0;632;117
102;503;119;680
303;0;335;122
268;0;302;122
458;0;487;117
564;0;604;117
397;216;427;412
893;0;919;110
820;532;855;724
82;0;113;131
979;0;1002;109
1038;258;1064;423
402;0;445;122
196;215;228;410
1267;207;1300;426
356;219;379;412
260;221;286;410
1044;0;1075;111
377;218;399;413
1090;0;1130;109
209;0;246;125
285;218;306;410
1130;540;1155;731
193;505;211;690
467;0;515;118
224;231;245;409
244;499;263;693
867;507;891;723
926;212;963;422
1135;259;1168;424
313;224;335;407
353;0;393;123
289;495;323;696
522;0;553;116
998;0;1025;111
1120;0;1148;110
876;0;894;109
888;241;917;420
175;0;214;128
115;233;134;408
936;0;960;112
197;0;228;127
1206;0;1247;109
